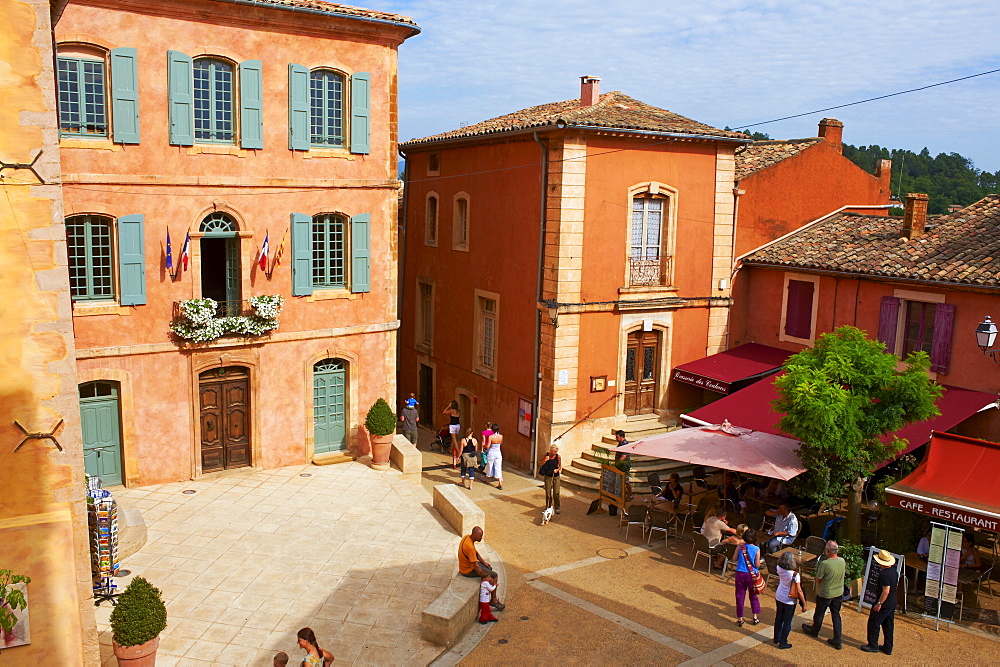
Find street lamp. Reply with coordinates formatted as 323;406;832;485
976;316;999;362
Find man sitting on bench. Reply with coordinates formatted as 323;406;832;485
459;526;505;611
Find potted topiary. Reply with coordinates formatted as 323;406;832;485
365;398;396;470
110;577;167;666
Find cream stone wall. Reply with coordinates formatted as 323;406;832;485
0;0;98;662
709;146;738;354
537;136;588;455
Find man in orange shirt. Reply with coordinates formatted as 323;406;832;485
459;526;504;610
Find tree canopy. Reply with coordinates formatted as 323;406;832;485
843;144;999;214
773;327;943;509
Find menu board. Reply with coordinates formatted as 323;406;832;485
924;522;961;623
859;547;905;610
600;465;626;510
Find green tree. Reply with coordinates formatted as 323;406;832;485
773;327;942;543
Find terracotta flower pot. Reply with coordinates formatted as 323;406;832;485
370;433;393;468
113;636;159;666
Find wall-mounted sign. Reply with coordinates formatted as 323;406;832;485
517;398;532;437
590;376;607;392
557;370;569;386
886;492;1000;533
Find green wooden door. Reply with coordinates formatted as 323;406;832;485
313;359;346;453
79;382;123;486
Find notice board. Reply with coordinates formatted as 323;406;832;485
600;465;626;510
858;547;905;611
924;522;962;624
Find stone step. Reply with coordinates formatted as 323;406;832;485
575;452;691;471
312;451;356;466
561;462;717;496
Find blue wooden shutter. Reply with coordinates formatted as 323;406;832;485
350;72;370;154
239;60;263;149
930;302;955;373
117;214;146;306
350;213;370;293
110;48;140;144
290;212;312;296
167;50;193;146
877;296;900;354
288;64;309;150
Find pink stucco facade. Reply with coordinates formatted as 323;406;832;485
56;0;417;485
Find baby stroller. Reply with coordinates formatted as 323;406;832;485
431;425;452;453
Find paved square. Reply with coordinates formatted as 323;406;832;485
95;463;455;666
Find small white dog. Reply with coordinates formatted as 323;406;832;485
541;506;554;525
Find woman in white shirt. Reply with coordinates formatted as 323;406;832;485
773;551;808;649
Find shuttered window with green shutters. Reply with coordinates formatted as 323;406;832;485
193;58;235;143
311;214;347;288
66;214;114;300
291;212;370;294
58;57;108;138
309;69;345;147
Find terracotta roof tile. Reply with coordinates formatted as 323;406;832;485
734;138;822;180
742;194;1000;287
401;91;747;147
221;0;418;28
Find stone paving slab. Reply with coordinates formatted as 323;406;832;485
96;462;455;666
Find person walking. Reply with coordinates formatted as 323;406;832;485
734;528;762;627
485;423;504;491
802;540;845;649
539;445;562;513
459;428;478;489
295;627;333;666
399;401;419;445
773;551;808;649
478;421;493;473
860;550;899;655
442;400;461;469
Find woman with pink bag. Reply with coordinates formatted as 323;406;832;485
733;528;762;627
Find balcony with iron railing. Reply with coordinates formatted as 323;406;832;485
628;256;672;287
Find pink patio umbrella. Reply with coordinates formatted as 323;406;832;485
613;421;806;481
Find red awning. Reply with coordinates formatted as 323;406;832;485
670;343;792;394
886;432;1000;532
683;377;997;461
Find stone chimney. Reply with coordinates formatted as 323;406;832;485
818;118;844;153
580;76;601;107
902;193;929;238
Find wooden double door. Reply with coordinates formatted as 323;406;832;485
624;330;660;415
199;366;251;472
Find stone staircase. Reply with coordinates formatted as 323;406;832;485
561;414;710;495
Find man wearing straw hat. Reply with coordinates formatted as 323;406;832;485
860;550;898;655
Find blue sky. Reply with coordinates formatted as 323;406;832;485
381;0;1000;173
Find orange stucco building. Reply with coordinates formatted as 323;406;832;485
399;77;749;469
733;118;892;257
724;194;1000;446
54;0;418;486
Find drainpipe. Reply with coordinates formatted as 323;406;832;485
531;132;549;477
397;149;409;406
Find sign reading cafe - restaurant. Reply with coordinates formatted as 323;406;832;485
886;494;1000;533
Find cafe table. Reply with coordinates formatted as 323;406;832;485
773;546;818;569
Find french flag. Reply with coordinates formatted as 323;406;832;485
258;232;269;272
180;233;191;271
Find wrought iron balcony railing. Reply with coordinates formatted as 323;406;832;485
628;256;671;286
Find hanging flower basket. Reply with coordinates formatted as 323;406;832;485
170;295;284;342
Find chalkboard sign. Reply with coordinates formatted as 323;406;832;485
599;465;626;510
858;547;905;611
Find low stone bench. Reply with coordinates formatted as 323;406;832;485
390;434;422;484
432;483;485;536
421;571;479;647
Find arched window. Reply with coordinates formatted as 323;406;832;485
57;47;108;138
199;211;238;235
193;58;235;143
79;381;118;399
312;213;348;288
66;214;114;300
628;184;676;287
425;193;438;246
310;69;346;147
453;195;470;250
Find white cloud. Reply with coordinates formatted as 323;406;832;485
389;0;1000;171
